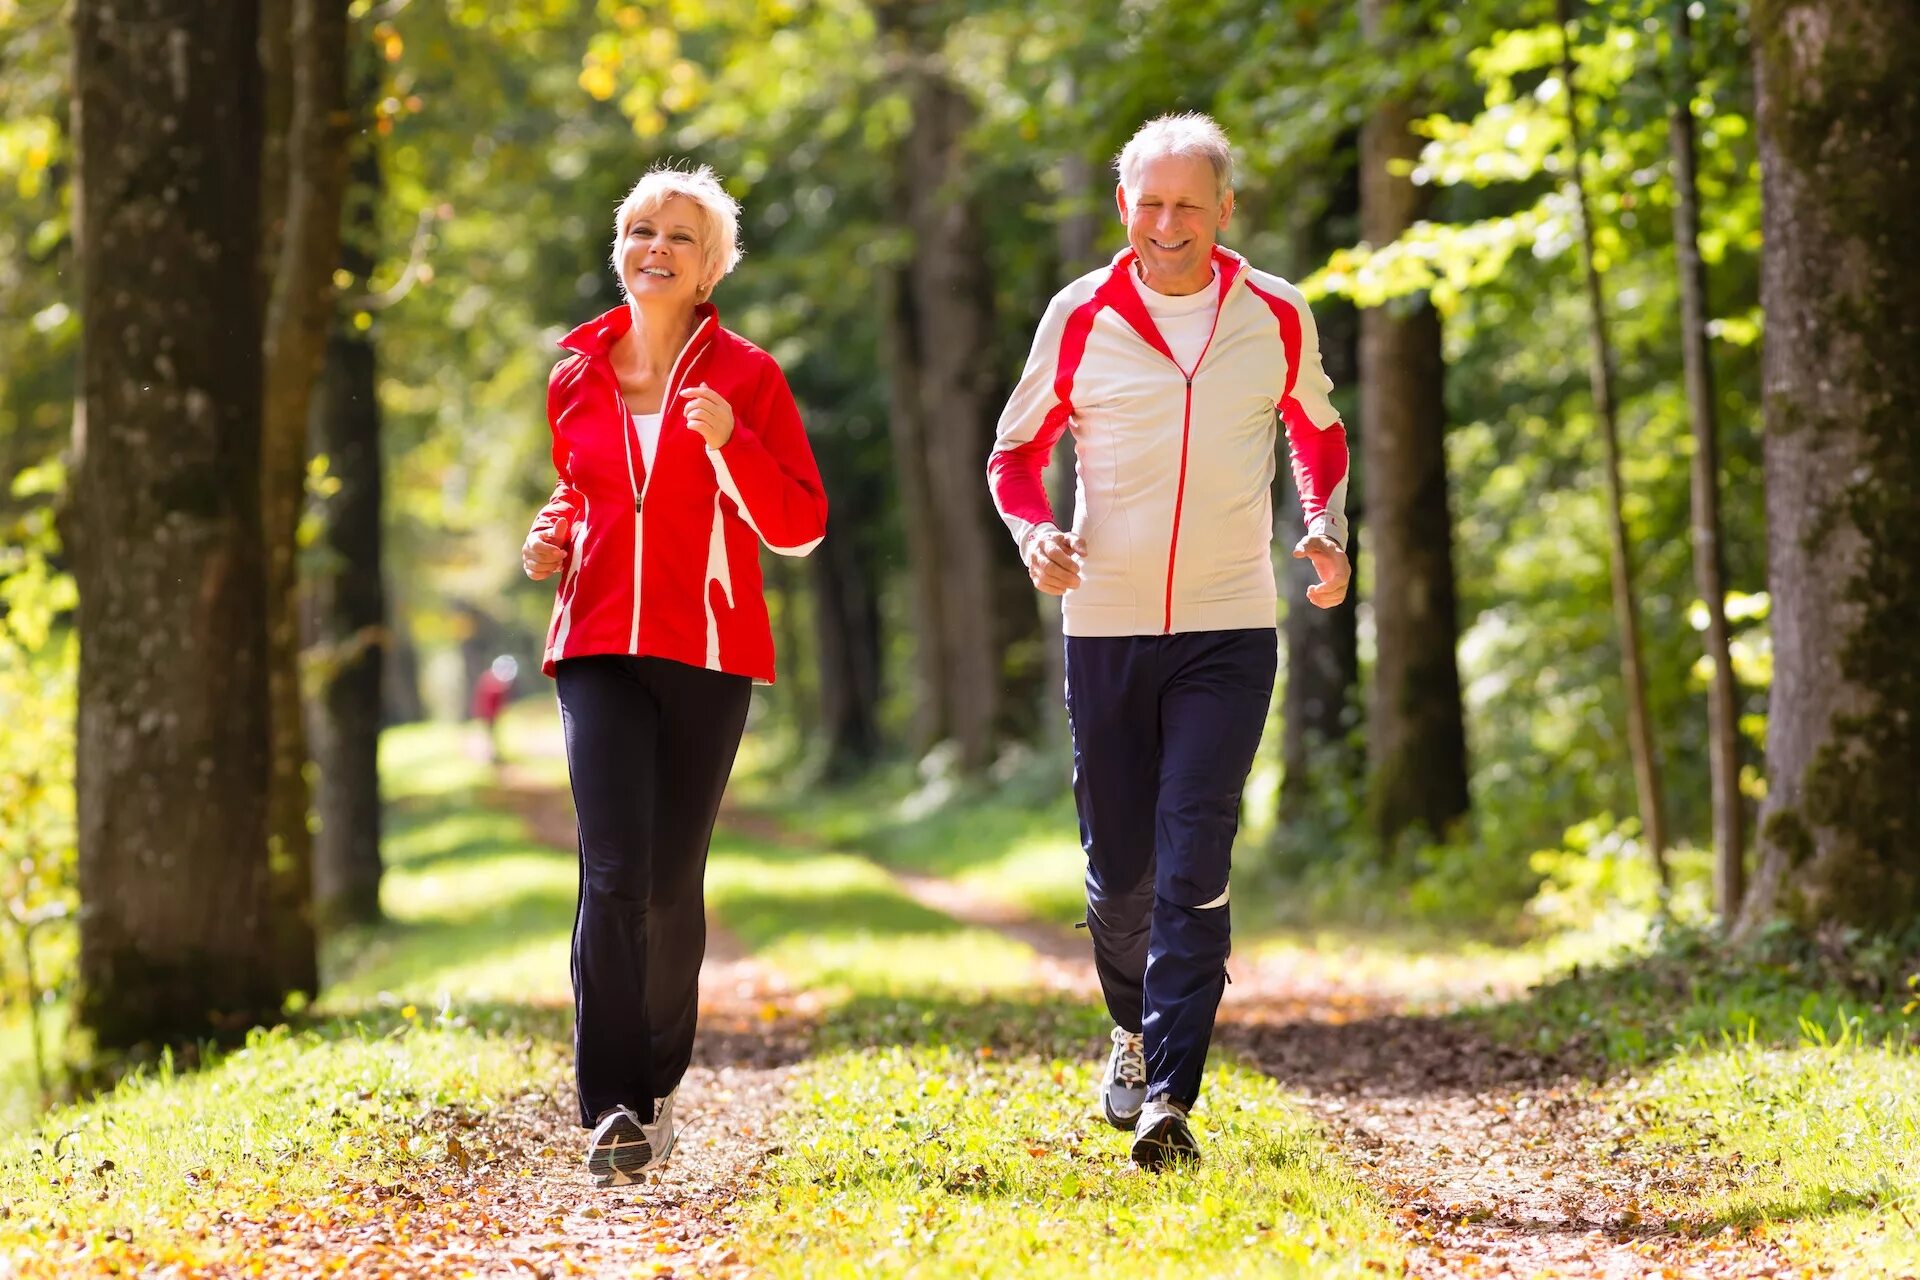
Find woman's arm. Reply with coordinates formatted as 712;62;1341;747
704;355;828;556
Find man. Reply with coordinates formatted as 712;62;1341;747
987;113;1351;1170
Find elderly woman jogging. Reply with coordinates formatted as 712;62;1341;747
522;163;827;1187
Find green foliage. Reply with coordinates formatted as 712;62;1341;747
0;471;76;1089
1472;919;1920;1068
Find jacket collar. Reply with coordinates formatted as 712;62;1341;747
1094;245;1246;363
558;301;720;358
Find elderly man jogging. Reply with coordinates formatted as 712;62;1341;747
987;113;1351;1170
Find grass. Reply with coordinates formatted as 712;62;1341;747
0;711;1413;1278
737;757;1090;927
0;1017;565;1275
0;716;579;1274
1622;1025;1920;1274
1463;923;1920;1274
746;1034;1405;1279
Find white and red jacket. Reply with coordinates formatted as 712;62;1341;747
988;246;1350;637
534;303;827;681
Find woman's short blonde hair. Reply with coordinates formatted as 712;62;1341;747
1114;113;1235;203
611;163;743;295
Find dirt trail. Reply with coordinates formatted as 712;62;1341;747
144;771;812;1280
719;802;1809;1280
115;775;1810;1280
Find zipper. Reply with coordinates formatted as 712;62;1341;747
1159;289;1228;635
619;313;715;653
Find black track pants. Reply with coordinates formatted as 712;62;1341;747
555;654;751;1127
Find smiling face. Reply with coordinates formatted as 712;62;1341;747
615;194;714;309
1116;153;1233;296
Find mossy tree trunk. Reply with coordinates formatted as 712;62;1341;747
1738;0;1920;934
69;0;281;1046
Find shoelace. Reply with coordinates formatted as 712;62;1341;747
1110;1027;1146;1088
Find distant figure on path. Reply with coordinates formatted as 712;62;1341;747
522;163;827;1187
987;113;1351;1169
470;653;519;764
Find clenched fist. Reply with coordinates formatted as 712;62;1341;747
523;517;570;581
1024;524;1086;596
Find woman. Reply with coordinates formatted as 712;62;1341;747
522;164;827;1187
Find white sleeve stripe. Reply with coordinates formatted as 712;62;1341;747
707;447;823;557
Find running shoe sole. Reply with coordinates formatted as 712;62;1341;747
1130;1113;1200;1171
587;1111;652;1187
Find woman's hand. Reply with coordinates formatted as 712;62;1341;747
523;517;569;581
680;383;735;449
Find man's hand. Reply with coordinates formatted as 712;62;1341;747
522;517;570;581
1292;533;1349;609
1024;524;1086;596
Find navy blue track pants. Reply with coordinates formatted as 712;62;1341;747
1065;627;1277;1110
555;654;751;1128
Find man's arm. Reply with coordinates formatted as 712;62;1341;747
1280;293;1351;609
987;289;1097;594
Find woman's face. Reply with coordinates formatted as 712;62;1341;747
617;195;711;308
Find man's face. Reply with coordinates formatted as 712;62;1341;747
1117;154;1232;296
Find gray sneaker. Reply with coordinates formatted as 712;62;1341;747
643;1087;680;1167
1131;1097;1200;1171
1099;1026;1147;1130
585;1105;651;1187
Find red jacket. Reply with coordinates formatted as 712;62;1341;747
534;303;828;682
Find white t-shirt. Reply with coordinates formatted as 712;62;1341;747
1134;267;1220;373
633;411;663;471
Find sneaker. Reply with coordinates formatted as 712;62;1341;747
1131;1097;1200;1171
642;1087;680;1168
1099;1026;1147;1130
585;1104;651;1187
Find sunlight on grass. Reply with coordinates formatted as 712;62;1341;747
1631;1030;1920;1274
745;1029;1405;1279
706;839;1039;996
0;1019;564;1275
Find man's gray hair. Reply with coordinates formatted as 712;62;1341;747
1114;113;1235;202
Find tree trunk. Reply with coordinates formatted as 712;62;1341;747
768;556;815;742
1280;139;1362;835
877;6;1001;774
1358;0;1470;854
70;0;280;1046
808;428;883;779
1667;0;1745;920
1558;0;1671;878
877;260;948;755
382;601;427;725
1037;126;1100;755
1738;0;1920;934
309;51;385;930
261;0;350;993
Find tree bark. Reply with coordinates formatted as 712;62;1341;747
807;426;883;779
1667;0;1745;920
1558;0;1671;878
70;0;280;1046
1738;0;1920;934
1036;125;1100;755
308;42;384;929
1358;0;1470;854
877;5;1001;774
1280;139;1362;835
261;0;350;992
